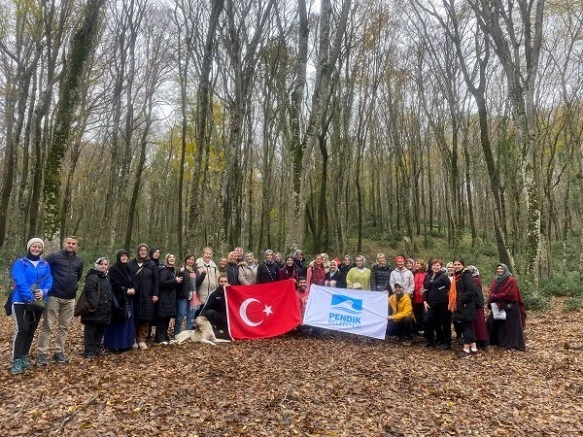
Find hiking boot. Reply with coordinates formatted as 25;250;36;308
458;351;472;359
53;352;70;364
11;358;24;375
20;356;32;369
37;353;50;366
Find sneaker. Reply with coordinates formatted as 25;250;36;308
402;339;412;347
53;352;70;364
11;358;24;375
458;351;472;359
37;353;50;366
132;342;139;349
160;341;169;346
138;342;148;350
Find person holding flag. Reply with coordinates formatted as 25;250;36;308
387;283;415;346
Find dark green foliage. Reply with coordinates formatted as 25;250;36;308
564;296;581;312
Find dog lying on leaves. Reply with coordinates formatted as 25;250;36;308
171;316;231;346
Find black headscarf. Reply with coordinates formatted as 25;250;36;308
109;249;133;289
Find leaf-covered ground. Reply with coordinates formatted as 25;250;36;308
1;299;582;436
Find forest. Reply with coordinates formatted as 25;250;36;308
0;0;582;290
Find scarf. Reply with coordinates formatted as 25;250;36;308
495;263;512;285
448;273;458;312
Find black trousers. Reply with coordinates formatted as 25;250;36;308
156;317;171;343
202;309;228;332
12;303;41;359
412;302;425;332
84;322;106;357
424;302;452;345
386;316;413;339
460;321;475;345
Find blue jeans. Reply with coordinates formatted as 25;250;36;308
175;299;192;335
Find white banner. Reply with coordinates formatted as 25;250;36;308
303;285;388;340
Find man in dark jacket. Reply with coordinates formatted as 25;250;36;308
200;275;229;335
226;251;241;286
37;236;84;365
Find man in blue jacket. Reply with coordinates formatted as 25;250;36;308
37;236;84;365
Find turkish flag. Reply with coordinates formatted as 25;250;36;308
225;279;302;340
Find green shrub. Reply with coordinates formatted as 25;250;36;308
539;273;582;298
522;291;548;311
564;296;582;312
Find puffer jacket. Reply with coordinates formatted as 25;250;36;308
370;263;392;291
80;269;112;325
453;270;478;323
195;259;219;304
157;265;178;318
44;250;83;299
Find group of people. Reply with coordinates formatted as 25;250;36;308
7;237;527;374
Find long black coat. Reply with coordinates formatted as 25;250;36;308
157;265;178;318
128;258;159;321
108;261;133;323
81;269;112;325
453;270;478;323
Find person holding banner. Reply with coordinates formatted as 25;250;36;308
324;261;346;288
346;256;371;290
387;283;415;346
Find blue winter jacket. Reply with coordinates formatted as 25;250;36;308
10;257;53;304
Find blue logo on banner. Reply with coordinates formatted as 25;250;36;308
331;294;363;314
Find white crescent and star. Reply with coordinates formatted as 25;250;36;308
239;298;273;327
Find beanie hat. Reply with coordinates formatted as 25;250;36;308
27;238;44;252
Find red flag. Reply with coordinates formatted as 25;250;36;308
225;279;301;340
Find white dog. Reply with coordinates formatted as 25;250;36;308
171;316;231;346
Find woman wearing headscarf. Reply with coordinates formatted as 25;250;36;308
324;260;347;288
487;263;526;351
346;255;371;290
129;243;159;350
339;255;355;275
81;257;113;359
104;250;136;351
156;253;182;344
450;259;480;358
468;265;488;349
9;238;53;374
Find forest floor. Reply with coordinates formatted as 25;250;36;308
1;298;582;436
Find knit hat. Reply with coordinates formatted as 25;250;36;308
27;238;44;252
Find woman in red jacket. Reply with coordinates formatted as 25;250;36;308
412;259;427;335
487;263;526;351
